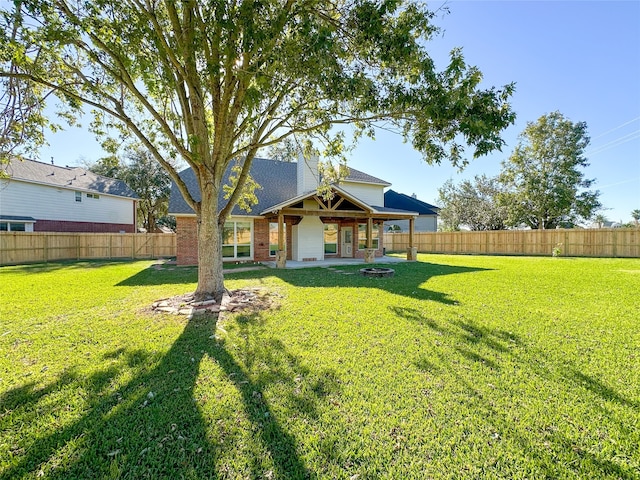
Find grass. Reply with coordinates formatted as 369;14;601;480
0;255;639;479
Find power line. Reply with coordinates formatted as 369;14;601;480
591;116;640;141
586;130;640;157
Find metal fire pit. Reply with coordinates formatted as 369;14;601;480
360;267;395;278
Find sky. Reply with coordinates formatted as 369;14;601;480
39;1;640;223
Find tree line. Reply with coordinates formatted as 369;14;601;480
437;112;622;231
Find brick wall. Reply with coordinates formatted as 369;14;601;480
34;219;135;233
176;216;198;265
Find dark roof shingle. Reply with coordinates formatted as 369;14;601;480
384;189;439;215
7;158;138;199
169;158;298;215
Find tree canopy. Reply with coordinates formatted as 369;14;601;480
499;112;601;229
1;1;515;299
437;174;508;231
87;146;172;232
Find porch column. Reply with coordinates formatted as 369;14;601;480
276;212;286;268
364;217;375;263
407;217;417;261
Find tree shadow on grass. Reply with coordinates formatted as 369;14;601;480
270;261;491;304
392;305;638;478
115;261;490;305
0;311;327;479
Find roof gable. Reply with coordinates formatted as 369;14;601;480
6;158;138;199
384;189;439;215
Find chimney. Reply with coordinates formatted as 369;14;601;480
297;153;319;195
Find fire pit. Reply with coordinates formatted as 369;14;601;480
360;267;395;278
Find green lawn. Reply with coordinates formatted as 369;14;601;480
1;255;638;479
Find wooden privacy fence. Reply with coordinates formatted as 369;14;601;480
384;228;640;258
0;232;176;265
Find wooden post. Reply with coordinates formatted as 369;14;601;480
364;217;375;263
407;217;417;261
278;213;285;251
43;233;48;263
276;212;286;268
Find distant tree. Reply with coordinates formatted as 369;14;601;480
437;174;508;231
631;209;640;227
87;156;123;179
499;112;601;229
592;213;608;229
87;146;171;232
122;148;172;233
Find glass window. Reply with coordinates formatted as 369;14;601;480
236;221;251;258
269;222;286;257
324;223;338;254
75;191;82;202
222;220;252;259
0;222;26;231
358;224;379;250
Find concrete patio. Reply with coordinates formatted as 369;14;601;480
262;255;408;269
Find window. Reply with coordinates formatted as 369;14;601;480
269;222;286;257
324;223;338;254
75;191;82;202
1;222;26;232
222;221;252;259
86;193;100;199
358;224;379;250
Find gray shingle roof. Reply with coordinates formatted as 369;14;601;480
169;158;392;215
169;158;298;215
344;167;391;186
6;158;138;199
384;189;439;215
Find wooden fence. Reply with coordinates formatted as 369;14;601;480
384;228;640;258
0;232;176;266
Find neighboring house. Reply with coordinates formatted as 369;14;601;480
0;158;138;233
383;189;439;232
169;157;419;265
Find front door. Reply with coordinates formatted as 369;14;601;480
341;226;353;257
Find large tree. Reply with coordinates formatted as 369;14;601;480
1;1;515;299
437;174;508;231
499;112;601;230
122;147;172;233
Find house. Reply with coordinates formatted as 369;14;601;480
168;157;420;266
0;158;138;233
383;189;439;232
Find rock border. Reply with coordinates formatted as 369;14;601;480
151;288;267;318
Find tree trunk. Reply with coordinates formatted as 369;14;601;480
194;180;225;302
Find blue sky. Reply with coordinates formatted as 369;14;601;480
40;1;640;223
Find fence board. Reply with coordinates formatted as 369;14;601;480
383;228;639;258
0;232;176;265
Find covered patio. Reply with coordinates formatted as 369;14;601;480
263;186;419;268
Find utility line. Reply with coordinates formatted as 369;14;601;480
586;130;640;156
591;116;640;141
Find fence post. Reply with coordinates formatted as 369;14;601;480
132;234;136;259
43;234;48;263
